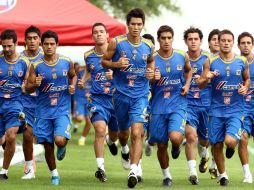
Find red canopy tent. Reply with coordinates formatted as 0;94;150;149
0;0;126;45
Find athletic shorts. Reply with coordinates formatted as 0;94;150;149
0;98;23;138
243;114;254;137
113;91;148;131
74;99;90;117
187;106;209;140
208;116;243;145
23;107;35;128
149;109;186;143
89;94;118;132
34;115;72;144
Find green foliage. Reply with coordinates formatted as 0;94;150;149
90;0;180;19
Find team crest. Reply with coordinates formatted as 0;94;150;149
177;65;182;70
18;71;23;77
142;54;148;60
51;68;56;72
8;66;13;70
63;70;68;76
236;70;241;75
226;66;230;70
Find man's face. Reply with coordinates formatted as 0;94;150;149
1;38;16;57
42;38;57;56
92;25;108;46
158;32;173;52
185;33;202;52
219;34;234;54
25;32;40;52
209;34;219;54
238;36;253;57
127;17;144;38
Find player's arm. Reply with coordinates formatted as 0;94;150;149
101;39;129;69
145;46;155;80
238;61;250;95
197;59;210;89
78;65;91;89
25;64;38;93
68;62;77;94
181;53;192;95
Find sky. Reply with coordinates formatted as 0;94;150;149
146;0;254;52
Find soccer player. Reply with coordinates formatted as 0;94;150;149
207;29;220;179
78;23;118;182
237;32;254;183
72;62;92;146
25;30;76;185
102;8;155;188
0;29;29;180
208;29;220;55
184;27;211;185
21;25;44;179
149;25;192;186
198;29;250;186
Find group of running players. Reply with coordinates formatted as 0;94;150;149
0;7;253;188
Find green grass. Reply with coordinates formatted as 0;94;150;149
1;124;254;190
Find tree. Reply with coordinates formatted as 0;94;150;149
90;0;180;19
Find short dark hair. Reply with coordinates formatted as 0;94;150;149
142;34;155;45
208;29;220;42
0;29;17;43
218;29;234;41
126;8;145;25
157;25;174;39
238;32;254;45
183;27;203;41
41;30;58;44
92;23;108;34
25;25;41;38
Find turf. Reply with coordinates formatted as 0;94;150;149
1;125;254;190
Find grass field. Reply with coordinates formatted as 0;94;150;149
1;124;254;190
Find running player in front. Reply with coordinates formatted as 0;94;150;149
197;29;250;186
237;32;254;183
78;22;118;183
149;25;192;187
21;25;44;179
25;30;77;185
0;29;29;180
102;8;154;188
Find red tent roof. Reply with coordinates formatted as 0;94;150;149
0;0;126;45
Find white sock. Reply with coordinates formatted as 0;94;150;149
130;164;138;174
187;160;197;175
25;160;34;172
96;157;105;171
137;160;142;176
79;136;86;141
209;157;217;169
0;168;8;175
51;169;59;177
106;135;113;146
162;167;172;179
220;172;228;179
198;145;209;158
74;124;78;129
243;164;251;176
122;145;129;154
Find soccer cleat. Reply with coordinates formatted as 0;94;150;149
243;174;253;183
121;152;130;170
51;176;60;185
73;128;78;133
95;168;107;182
209;168;218;179
199;157;209;173
188;175;199;185
78;138;85;146
57;146;66;161
163;178;172;187
145;142;153;157
127;172;138;188
0;174;8;180
225;148;235;159
107;142;118;156
219;177;229;186
21;169;35;179
171;145;180;159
